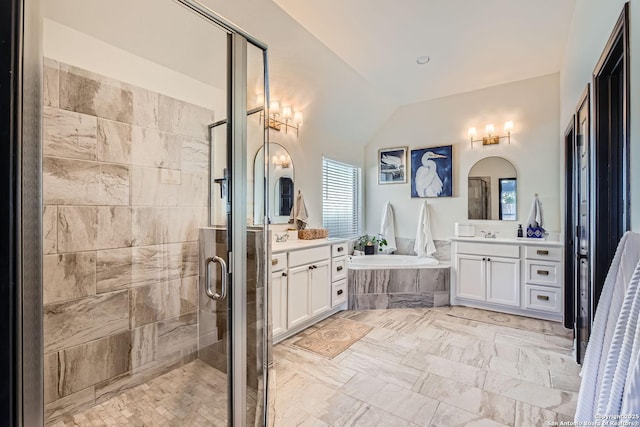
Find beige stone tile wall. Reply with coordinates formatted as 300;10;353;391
42;58;214;423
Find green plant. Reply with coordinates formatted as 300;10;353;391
355;234;388;252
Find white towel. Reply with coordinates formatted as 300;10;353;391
575;231;640;422
527;195;544;228
379;202;397;253
413;201;436;258
289;190;308;230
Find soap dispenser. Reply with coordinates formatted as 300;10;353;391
517;224;523;238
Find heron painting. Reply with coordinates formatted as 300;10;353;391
378;147;407;184
410;145;453;198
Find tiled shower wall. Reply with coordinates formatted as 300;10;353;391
42;58;214;422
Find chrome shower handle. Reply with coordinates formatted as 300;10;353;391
205;256;228;300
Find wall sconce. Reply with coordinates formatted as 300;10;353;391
468;121;513;147
260;97;304;137
272;153;291;168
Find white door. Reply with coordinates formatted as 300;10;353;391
309;260;331;316
486;256;520;306
272;271;288;337
456;255;486;301
287;265;311;328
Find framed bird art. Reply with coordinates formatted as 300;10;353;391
378;147;407;184
410;145;453;198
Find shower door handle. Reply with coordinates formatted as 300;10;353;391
205;256;228;300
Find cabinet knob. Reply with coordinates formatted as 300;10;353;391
337;289;344;295
487;258;491;262
336;266;343;271
482;257;486;261
282;272;287;277
537;250;549;255
537;270;550;276
337;247;344;252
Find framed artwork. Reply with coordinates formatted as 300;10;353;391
410;145;453;197
378;147;407;184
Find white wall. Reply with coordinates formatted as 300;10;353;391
560;0;640;231
365;74;560;241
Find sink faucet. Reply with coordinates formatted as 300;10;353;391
275;232;289;243
480;231;498;239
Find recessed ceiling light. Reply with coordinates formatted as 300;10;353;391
416;55;431;65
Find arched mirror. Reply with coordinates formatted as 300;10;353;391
468;157;517;221
253;143;294;224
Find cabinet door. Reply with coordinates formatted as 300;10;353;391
287;265;311;329
310;260;331;316
456;254;485;301
272;271;288;336
486;256;520;306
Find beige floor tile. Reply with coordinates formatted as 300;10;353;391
429;402;508;427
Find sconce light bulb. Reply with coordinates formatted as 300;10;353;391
504;120;514;132
468;127;476;138
272;155;278;165
485;124;495;134
293;111;304;126
270;101;280;115
281;106;293;120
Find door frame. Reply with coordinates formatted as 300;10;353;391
563;115;576;330
591;2;630;306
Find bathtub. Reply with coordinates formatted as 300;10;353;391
348;254;439;270
347;254;449;310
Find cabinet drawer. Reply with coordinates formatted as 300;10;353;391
525;260;561;287
524;245;562;262
289;246;331;268
525;285;562;313
271;253;287;272
332;257;347;282
456;242;520;259
332;279;347;307
332;242;348;257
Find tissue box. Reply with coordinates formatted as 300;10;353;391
526;226;546;239
455;223;475;237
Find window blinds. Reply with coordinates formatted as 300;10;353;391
322;157;361;239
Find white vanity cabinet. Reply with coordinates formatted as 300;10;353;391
272;240;348;343
455;242;520;307
271;253;288;336
452;238;563;321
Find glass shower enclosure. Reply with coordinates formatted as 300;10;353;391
35;0;270;425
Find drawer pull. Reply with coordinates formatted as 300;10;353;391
537;250;549;255
337;289;344;295
537;270;549;276
282;272;287;277
272;259;278;266
536;295;550;301
336;266;343;271
337;247;344;252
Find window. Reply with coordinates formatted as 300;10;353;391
322;157;361;238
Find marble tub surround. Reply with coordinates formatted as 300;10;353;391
42;59;212;423
272;306;578;426
348;266;450;310
395;237;451;263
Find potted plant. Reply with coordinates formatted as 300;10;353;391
355;234;388;255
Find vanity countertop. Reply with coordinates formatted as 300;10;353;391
450;236;564;247
271;237;348;254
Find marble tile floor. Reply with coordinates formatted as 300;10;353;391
273;306;580;427
48;360;230;427
51;306;580;426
